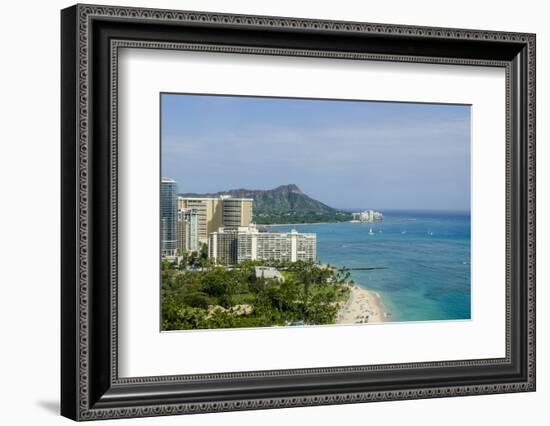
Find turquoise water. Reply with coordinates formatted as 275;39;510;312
269;211;471;322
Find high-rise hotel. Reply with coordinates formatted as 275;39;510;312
208;225;316;265
177;208;199;252
162;178;316;264
177;196;253;244
160;177;178;257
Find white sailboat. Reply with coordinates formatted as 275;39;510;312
368;227;374;235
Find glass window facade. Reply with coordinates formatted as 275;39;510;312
160;178;177;257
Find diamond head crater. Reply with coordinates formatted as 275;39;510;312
179;184;352;225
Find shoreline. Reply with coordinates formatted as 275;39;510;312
263;221;381;227
336;284;388;325
264;221;348;227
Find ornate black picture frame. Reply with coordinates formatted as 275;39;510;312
61;4;536;421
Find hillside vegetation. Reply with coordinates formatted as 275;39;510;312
180;184;352;224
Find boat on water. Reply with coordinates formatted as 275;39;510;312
368;227;374;235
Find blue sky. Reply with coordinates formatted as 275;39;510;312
161;93;470;212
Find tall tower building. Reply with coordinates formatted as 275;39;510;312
222;197;253;228
178;196;253;244
160;177;177;257
177;208;199;252
177;197;220;245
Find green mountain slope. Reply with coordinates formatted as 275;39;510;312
180;184;352;225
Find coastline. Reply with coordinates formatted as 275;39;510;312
264;221;382;227
264;221;348;227
337;284;388;325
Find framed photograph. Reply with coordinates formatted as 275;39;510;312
61;4;536;421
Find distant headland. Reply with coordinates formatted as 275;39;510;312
180;184;353;225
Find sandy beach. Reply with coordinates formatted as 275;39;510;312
336;284;388;325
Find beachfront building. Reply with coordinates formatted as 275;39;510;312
208;224;316;265
160;177;178;257
177;208;199;252
208;228;238;264
178;196;253;244
177;197;220;245
352;209;383;222
222;196;253;228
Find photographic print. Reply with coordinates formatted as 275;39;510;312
160;93;471;331
61;7;536;418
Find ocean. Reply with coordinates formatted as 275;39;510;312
268;211;471;322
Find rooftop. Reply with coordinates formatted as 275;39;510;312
254;266;284;283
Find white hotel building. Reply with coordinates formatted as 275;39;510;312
208;225;316;265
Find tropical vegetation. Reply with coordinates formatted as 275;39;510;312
161;255;352;330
